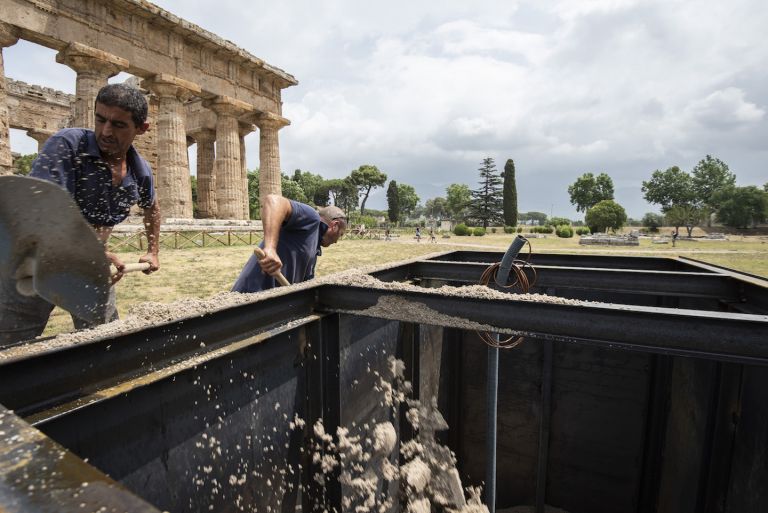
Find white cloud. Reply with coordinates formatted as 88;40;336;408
685;88;764;127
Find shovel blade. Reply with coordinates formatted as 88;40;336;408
0;176;112;324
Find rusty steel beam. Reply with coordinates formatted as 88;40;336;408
372;261;742;300
0;404;160;512
425;251;691;271
316;284;768;365
0;289;316;416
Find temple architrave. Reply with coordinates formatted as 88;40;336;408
0;0;297;221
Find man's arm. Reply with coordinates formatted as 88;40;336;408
138;199;161;273
258;194;293;276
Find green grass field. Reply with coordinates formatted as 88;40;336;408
42;232;768;337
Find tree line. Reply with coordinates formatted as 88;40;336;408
14;150;767;232
564;155;768;234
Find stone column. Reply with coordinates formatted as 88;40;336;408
190;129;216;218
204;96;251;220
0;23;19;175
142;74;201;220
56;43;128;130
254;113;290;207
26;129;56;152
239;123;254;219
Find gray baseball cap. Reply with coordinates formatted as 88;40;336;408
319;205;347;224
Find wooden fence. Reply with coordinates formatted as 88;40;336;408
109;230;263;252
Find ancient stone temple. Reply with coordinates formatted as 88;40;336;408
0;0;297;220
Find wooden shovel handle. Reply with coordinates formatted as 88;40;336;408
110;262;151;277
253;247;291;287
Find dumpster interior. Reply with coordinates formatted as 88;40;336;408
1;250;768;513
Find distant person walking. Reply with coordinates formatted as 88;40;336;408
415;227;421;242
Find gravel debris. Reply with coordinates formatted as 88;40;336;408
0;266;588;361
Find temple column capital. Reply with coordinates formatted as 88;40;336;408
142;73;201;101
204;96;252;119
55;43;129;129
0;23;19;48
189;128;216;144
26;129;56;151
55;42;128;78
239;122;255;138
253;112;290;131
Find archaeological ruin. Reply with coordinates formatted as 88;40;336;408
0;0;297;220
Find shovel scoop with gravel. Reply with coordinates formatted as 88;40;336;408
0;175;115;324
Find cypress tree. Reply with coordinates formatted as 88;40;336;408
503;159;518;227
387;180;400;224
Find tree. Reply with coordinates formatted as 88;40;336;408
641;166;695;211
325;178;359;215
642;166;703;236
349;164;387;215
585;200;627;233
549;217;571;227
468;157;504;228
281;174;308;203
293;169;327;206
424;197;448;219
664;204;705;237
641;212;664;232
12;153;36;175
691;155;736;226
397;183;419;218
503;159;518;227
445;184;471;222
190;175;199;218
247;170;308;218
519;211;548;225
387;180;399;224
714;186;768;229
567;172;614;213
247;170;260;219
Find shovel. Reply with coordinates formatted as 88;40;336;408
0;175;140;324
253;246;290;286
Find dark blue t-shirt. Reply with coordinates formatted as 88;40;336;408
30;128;155;227
232;201;328;293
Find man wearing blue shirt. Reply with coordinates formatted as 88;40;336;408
0;83;161;345
232;194;346;293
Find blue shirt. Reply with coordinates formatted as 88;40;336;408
232;201;328;293
30;128;155;227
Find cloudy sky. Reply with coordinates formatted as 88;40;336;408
6;0;767;219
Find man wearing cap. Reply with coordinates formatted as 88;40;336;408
232;194;347;293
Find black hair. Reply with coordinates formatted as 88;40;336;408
95;83;148;127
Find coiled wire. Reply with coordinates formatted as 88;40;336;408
476;238;537;348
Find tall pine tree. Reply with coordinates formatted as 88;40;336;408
503;159;518;227
469;157;504;228
387;180;400;224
